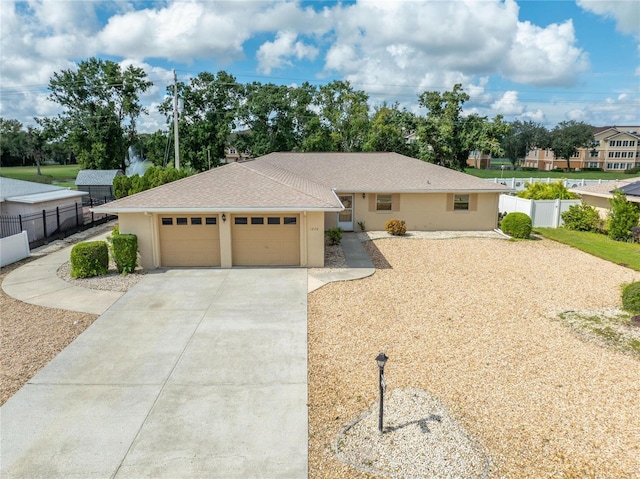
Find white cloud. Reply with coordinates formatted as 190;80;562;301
257;31;319;74
502;20;589;86
519;109;546;123
576;0;640;36
491;91;524;115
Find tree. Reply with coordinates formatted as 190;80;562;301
45;57;152;170
607;189;639;241
463;114;510;168
161;71;241;170
315;80;370;152
362;103;419;156
0;118;28;166
550;120;594;172
502;120;550;168
238;82;302;156
135;131;170;167
417;84;470;170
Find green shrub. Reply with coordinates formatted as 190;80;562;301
517;181;577;200
622;282;640;314
325;227;343;245
501;212;532;239
112;234;138;274
608;189;640;242
385;219;407;236
561;202;602;232
70;241;109;278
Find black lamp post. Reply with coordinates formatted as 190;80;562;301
375;352;388;434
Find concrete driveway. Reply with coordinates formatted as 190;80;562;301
1;268;308;478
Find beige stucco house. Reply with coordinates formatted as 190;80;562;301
93;152;511;269
570;177;640;219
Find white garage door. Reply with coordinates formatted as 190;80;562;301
159;215;221;267
231;214;300;266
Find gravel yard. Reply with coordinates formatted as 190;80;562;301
308;237;640;478
0;260;98;406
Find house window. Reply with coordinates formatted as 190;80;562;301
176;217;188;225
630;141;636;147
609;152;614;158
267;217;280;224
235;217;248;225
623;140;629;147
205;217;217;225
251;217;264;225
283;217;297;225
376;194;392;211
191;217;202;225
588;162;599;168
454;194;470;211
590;151;599;157
161;218;173;225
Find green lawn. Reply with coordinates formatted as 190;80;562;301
534;228;640;271
466;168;631;180
0;165;81;187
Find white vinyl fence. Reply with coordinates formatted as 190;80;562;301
499;195;581;228
0;231;30;267
486;177;613;192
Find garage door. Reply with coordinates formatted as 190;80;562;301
159;215;221;267
231;214;300;266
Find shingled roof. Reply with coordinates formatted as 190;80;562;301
94;152;510;213
75;169;124;186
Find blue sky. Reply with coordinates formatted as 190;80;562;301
1;0;638;134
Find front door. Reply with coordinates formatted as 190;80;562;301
337;194;354;231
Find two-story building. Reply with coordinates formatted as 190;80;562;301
523;126;640;172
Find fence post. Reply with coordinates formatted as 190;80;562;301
56;206;60;232
75;203;80;227
42;210;47;237
19;214;23;231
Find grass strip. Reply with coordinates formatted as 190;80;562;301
535;227;640;271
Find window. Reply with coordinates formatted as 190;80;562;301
615;152;621;158
267;217;280;225
205;217;217;225
623;140;629;147
191;217;202;225
609;152;614;158
590;151;599;157
235;217;248;225
630;141;636;147
588;162;599;168
161;218;173;225
376;194;392;211
176;217;188;225
454;194;470;211
251;217;264;225
283;217;297;225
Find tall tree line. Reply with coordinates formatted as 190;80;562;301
1;57;594;173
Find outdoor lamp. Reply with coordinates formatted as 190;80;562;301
222;213;226;222
376;352;388;433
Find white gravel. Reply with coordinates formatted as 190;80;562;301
336;388;490;479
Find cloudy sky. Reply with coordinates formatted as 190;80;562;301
1;0;639;134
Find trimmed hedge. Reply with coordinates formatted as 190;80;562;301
501;212;532;239
70;241;109;278
385;219;407;236
112;234;138;274
622;282;640;314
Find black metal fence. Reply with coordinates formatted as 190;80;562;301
0;198;116;248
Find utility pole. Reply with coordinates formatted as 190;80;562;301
173;69;180;170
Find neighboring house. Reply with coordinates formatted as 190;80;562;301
523;126;640;172
93;152;512;269
222;130;253;164
75;169;124;203
0;177;87;241
569;177;640;219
